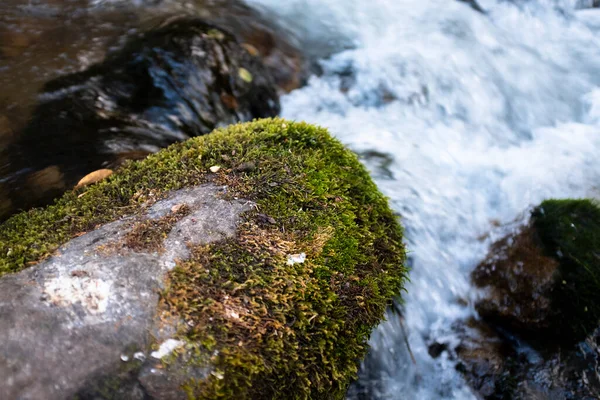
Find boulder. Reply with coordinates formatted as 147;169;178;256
452;199;600;399
0;17;280;220
0;119;407;399
474;199;600;344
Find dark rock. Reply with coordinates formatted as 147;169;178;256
456;199;600;399
472;225;559;339
473;199;600;344
428;341;449;359
455;320;600;400
0;18;279;220
453;319;521;399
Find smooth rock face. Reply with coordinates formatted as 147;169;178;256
0;184;252;400
0;17;278;220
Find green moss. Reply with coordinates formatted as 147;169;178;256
532;199;600;343
0;119;407;399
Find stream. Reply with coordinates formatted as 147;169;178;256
3;0;600;398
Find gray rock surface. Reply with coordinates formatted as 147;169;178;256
0;184;252;400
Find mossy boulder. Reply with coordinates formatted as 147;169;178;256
0;119;407;399
473;199;600;344
454;199;600;399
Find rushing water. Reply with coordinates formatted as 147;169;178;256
244;0;600;398
2;0;600;398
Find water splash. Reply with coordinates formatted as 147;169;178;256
246;0;600;397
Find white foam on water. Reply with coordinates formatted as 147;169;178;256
246;0;600;398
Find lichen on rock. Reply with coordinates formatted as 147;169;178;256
0;119;407;399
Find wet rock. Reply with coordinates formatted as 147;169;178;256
455;320;600;400
455;199;600;399
474;199;600;344
1;17;279;220
472;225;560;338
428;341;449;359
0;119;407;399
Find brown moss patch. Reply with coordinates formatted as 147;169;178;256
123;204;191;253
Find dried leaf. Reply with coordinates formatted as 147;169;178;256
241;43;259;56
220;92;239;110
75;169;113;189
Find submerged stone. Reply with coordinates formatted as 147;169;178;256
0;17;280;220
0;119;407;399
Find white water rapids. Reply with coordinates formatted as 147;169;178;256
244;0;600;398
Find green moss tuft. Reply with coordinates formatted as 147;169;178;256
532;199;600;343
0;119;407;398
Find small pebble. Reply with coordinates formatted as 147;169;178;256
209;165;221;173
171;204;185;213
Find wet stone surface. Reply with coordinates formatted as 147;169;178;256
0;16;281;220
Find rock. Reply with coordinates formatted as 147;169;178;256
455;199;600;399
453;319;519;399
0;17;280;221
0;119;407;399
473;199;600;344
454;320;600;400
472;224;560;338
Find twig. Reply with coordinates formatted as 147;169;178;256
392;299;417;365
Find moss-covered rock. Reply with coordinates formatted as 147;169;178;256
473;199;600;345
456;199;600;399
531;199;600;343
0;119;407;399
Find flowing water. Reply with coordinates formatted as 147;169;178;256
244;0;600;398
3;0;600;398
